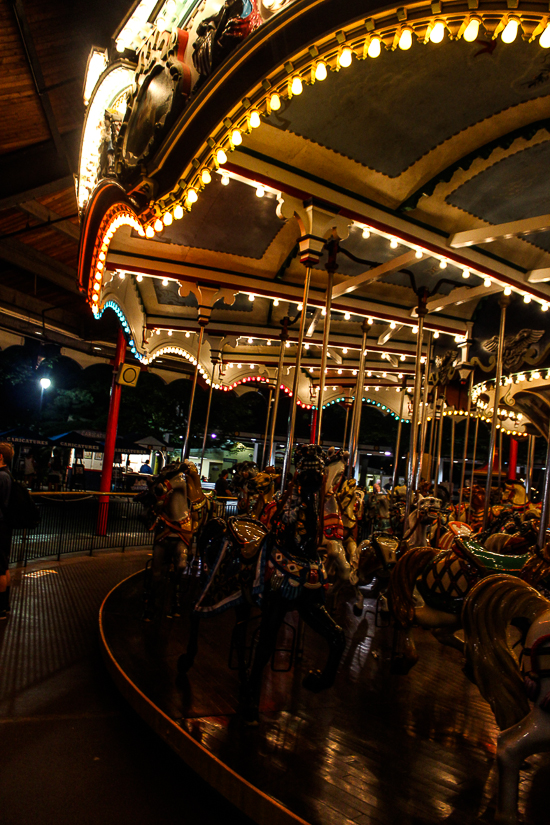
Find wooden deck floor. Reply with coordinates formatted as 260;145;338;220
101;572;550;825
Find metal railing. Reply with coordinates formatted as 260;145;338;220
8;492;239;566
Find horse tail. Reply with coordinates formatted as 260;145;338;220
388;546;440;628
462;574;548;730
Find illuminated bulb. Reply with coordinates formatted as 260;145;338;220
256;185;265;197
249;110;261;128
464;16;481;42
248;338;253;344
342;348;348;354
434;331;439;339
390;237;398;249
267;339;271;346
285;341;291;348
344;312;351;320
217;148;227;165
185;331;191;338
399;27;413;50
484;278;491;287
412;326;418;334
146;226;155;238
523;294;532;303
398;373;403;379
201;168;212;185
136;274;143;282
154;219;163;232
321;308;327;316
231;129;242;146
338;369;342;375
439;259;447;269
304;342;309;349
168;330;172;336
163;212;172;226
390;322;396;329
368;317;373;324
462;269;470;279
415;249;422;258
273;298;279;307
542;303;549;312
248;293;255;302
221;173;230;186
353;370;357;376
291;76;303;95
173;204;184;220
315;61;327;81
297;303;303;311
367;371;372;377
504;286;512;296
429;20;445;43
362;227;370;239
187;189;198;204
501;17;519;44
540;24;550;48
367;37;381;58
270;93;281;110
162;278;169;286
119;272;125;280
338;47;353;68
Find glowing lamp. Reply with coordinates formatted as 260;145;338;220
154;219;163;232
231;129;242;146
201;169;212;185
484;277;491;287
464;17;481;42
439;260;447;269
249;110;261;128
540;24;550;48
173;204;184;220
187;189;198;204
256;185;265;197
291;76;303;95
362;227;370;239
501;17;519;43
221;173;230;186
216;148;227;165
429;20;445;43
523;294;532;303
163;212;172;226
399;28;413;50
315;61;327;81
367;37;381;58
270;93;281;111
338;48;353;68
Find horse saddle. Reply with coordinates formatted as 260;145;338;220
228;516;267;559
454;536;530;575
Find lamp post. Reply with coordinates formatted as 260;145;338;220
38;376;52;424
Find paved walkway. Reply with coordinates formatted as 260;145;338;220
0;551;251;825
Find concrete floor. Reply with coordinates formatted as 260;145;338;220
0;550;252;825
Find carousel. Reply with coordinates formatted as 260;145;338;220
79;1;550;823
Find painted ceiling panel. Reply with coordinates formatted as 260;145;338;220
147;176;284;259
446;139;550;252
152;282;255;311
267;40;550;178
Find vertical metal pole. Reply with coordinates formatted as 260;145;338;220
199;359;217;476
404;307;426;521
482;295;509;530
458;371;474;513
342;402;351;449
268;334;286;467
281;267;312;487
537;424;550;549
391;382;407;490
347;321;369;478
315;269;334;444
526;434;535;500
97;327;126;536
467;414;480;523
183;325;205;459
433;399;445;497
497;428;503;492
260;388;273;467
414;333;433;488
449;415;456;496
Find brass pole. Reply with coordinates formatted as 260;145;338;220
315;268;334;444
467;414;480;523
404;299;426;522
199;358;217;476
458;371;474;514
342;401;351;449
347;320;369;478
449;415;456;496
183;324;205;459
268;326;288;468
482;295;510;530
391;380;407;491
497;427;503;491
281;267;312;488
260;388;274;468
433;399;445;498
414;333;433;489
526;434;535;500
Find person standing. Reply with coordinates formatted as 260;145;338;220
139;460;153;474
215;469;232;497
0;442;14;620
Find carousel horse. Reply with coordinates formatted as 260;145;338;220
232;460;258;515
463;573;550;825
178;445;346;717
139;461;208;619
319;449;352;587
249;467;282;527
387;532;550;674
402;495;443;548
365;490;391;534
349;532;403;616
336;478;365;573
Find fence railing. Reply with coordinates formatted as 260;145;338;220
8;492;239;566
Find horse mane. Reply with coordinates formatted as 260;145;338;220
462;574;549;730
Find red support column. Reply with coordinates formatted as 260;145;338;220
97;328;127;535
508;436;518;481
309;408;318;443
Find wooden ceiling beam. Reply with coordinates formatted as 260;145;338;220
19;200;80;241
0;237;79;293
331;250;420;300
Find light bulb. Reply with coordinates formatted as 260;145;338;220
185;331;190;338
216;148;227;165
137;274;143;282
542;303;549;312
501;17;519;43
367;37;381;58
462;269;470;279
248;337;253;343
146;226;155;238
434;331;440;339
342;348;347;354
429;20;445;43
484;278;491;287
162;278;169;286
256;185;265;197
368;317;373;324
362;227;370;239
464;17;480;42
297;303;303;311
321;308;327;316
412;326;418;334
523;294;532;303
187;188;198;203
390;321;396;329
163;212;172;226
249;110;261;128
399;28;413;50
291;76;303;95
248;293;255;302
439;259;447;269
344;312;351;320
315;61;327;81
201;168;211;185
504;286;511;296
390;238;398;248
540;24;550;48
221;173;230;186
338;47;353;68
285;341;290;348
415;249;422;258
273;298;279;307
154;219;163;232
270;93;281;111
173;204;184;220
231;129;242;146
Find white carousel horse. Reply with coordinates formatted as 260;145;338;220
319;449;352;585
463;573;550;825
402;494;442;548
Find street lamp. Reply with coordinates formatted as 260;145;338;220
39;377;52;424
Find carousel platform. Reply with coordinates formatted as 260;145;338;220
100;571;550;825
